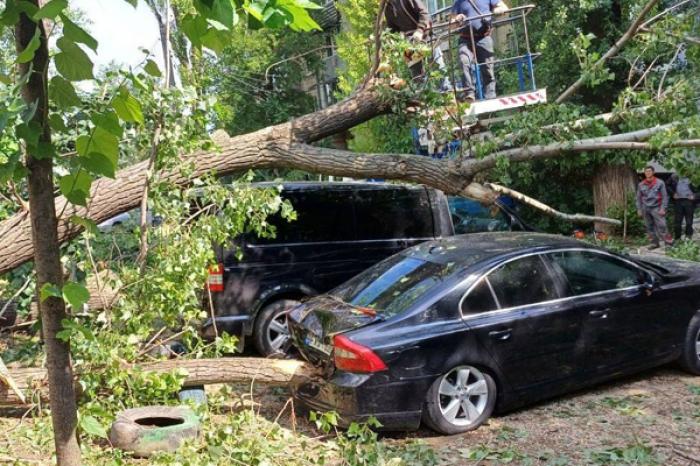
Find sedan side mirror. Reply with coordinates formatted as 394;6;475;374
641;273;657;296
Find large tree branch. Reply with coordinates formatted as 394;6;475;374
465;123;679;173
556;0;660;103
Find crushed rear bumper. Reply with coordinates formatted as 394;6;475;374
290;371;426;431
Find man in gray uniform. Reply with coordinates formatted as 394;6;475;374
450;0;509;101
669;174;696;240
636;166;673;249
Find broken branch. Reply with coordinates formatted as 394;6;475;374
487;183;622;226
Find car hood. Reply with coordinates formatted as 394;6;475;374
288;295;381;366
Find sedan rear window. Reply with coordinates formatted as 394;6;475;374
548;251;642;295
487;255;559;309
331;255;456;317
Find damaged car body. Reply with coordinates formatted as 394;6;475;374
289;233;700;434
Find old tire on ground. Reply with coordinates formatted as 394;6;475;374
679;312;700;375
109;406;200;458
253;299;300;356
422;365;497;435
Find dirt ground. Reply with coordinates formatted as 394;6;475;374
235;365;700;465
1;365;699;465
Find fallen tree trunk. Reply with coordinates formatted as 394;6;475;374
0;357;317;406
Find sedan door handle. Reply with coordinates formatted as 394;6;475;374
488;329;512;341
589;309;610;319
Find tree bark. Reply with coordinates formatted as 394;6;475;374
15;6;81;465
1;358;317;407
592;164;637;234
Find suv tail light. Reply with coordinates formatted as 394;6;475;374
333;335;387;373
207;263;224;292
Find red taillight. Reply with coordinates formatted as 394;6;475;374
206;263;224;292
333;335;387;373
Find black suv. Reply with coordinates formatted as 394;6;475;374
203;182;527;355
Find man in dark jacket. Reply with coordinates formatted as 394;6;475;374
636;166;673;249
385;0;431;41
385;0;452;89
669;173;696;240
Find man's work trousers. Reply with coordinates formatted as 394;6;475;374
458;35;495;99
674;198;695;239
643;207;673;245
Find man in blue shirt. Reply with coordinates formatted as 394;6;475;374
450;0;508;101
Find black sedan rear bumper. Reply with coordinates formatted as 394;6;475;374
290;371;431;431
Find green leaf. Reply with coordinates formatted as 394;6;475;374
59;170;93;206
278;0;321;31
181;14;207;48
69;215;98;234
122;0;138;6
33;0;68;19
49;76;81;108
17;28;40;64
63;281;90;310
49;113;68;132
55;37;94;81
76;127;119;178
39;283;62;302
15;121;41;147
60;14;98;51
144;59;162;77
194;0;236;29
91;110;123;137
112;88;144;124
200;28;228;54
290;0;321;9
80;415;108;439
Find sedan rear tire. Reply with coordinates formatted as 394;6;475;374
422;365;496;434
253;299;300;357
679;312;700;375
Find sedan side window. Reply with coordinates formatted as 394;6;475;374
461;278;498;315
487;256;559;309
548;251;641;296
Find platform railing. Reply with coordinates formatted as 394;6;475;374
426;4;538;99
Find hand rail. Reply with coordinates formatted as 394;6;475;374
430;3;536;23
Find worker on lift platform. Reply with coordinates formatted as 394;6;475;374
450;0;509;102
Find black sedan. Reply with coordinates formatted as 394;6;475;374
288;233;700;434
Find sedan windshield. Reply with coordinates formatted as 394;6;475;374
331;254;456;318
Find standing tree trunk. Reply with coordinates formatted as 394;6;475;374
592;163;637;234
16;6;81;465
146;0;177;87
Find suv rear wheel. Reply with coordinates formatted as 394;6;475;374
253;299;300;356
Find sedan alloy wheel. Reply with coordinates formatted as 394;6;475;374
423;365;496;434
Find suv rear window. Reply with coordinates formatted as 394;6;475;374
251;189;355;244
354;188;433;240
331;254;456;317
